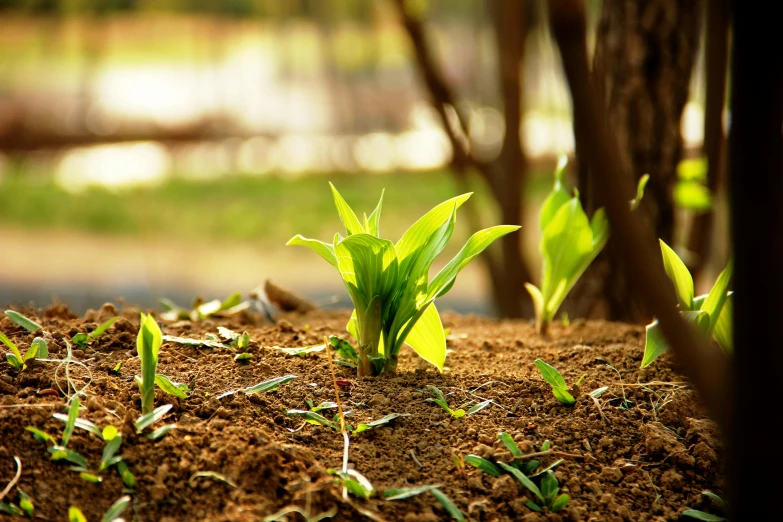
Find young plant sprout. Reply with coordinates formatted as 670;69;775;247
1;331;47;370
424;385;492;418
683;490;728;521
288;183;519;376
136;313;189;415
641;240;733;368
534;359;586;406
160;291;249;321
525;156;648;334
72;316;119;349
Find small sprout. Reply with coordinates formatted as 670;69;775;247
136;313;162;415
69;507;88;522
100;433;123;471
217;375;298;399
110;361;122;375
63;398;80;446
134;404;173;433
1;331;47;371
534;359;583;406
154;375;189;399
160;291;249;321
80;472;102;483
145;424;178;441
683;491;728;521
431;489;465;521
289;183;519;376
353;413;411;434
526;471;570;513
329;469;374;500
117;461;135;488
464;455;502;477
424;385;491;418
101;495;131;522
73;316;119;348
306;399;339;413
15;489;34;517
161;335;228;349
642;242;733;367
49;447;89;469
234;352;253;361
498;432;523;457
4;310;41;332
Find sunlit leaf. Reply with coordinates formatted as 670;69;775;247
4;310;41;332
155;374;189;399
134;404;173;433
384;484;441;500
535;359;575;405
353;413;410;433
464;455;501;477
102;495;132;522
431;489;465;521
659;239;694;309
498;462;544;503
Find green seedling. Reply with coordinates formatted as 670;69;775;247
68;495;131;522
468;434;563;479
216;375;297;400
286;410;409;434
0;480;34;517
424;385;492;418
218;327;253;361
518;469;570;513
683;490;728;521
534;359;585;406
136;313;190;414
642;240;733;368
134;404;176;440
160;291;249;321
1;331;48;370
305;399;339;413
4;310;42;332
329;469;375;500
288;183;519;376
72;316;119;349
525;157;648;334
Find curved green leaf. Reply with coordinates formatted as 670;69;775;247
4;310;41;332
286;235;337;268
498;461;544;503
659;239;694;309
134;404;173;433
155;374;189;399
400;302;446;371
102;495;131;522
642;310;709;368
329;182;364;236
681;510;727;522
384;484;441;500
700;257;733;334
431;489;464;522
0;331;23;362
713;292;733;353
534;359;575;405
465;455;502;477
366;190;384;236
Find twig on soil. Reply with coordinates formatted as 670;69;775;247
0;456;22;502
516;449;585;461
324;336;350;501
0;402;59;409
409;449;423;469
590;394;610;425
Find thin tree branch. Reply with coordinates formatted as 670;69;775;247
548;0;730;432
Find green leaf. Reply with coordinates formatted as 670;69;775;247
384;484;442;500
102;424;119;442
100;434;122;471
62;397;80;446
25;427;56;445
0;331;23;363
498;432;523;457
675;180;713;212
631;174;650;210
91;316;119;339
310;401;338;412
49;446;89;468
134;404;173;433
234;353;253;361
699;257;733;334
540;440;552;452
394;193;472;276
53;413;103;439
117;461;136;488
466;399;492;415
401;302;447;371
464;455;502;477
286;235;338;269
539;155;571;229
353;413;411;433
286;410;340;430
431;489;465;521
498;461;544;503
529;459;564;479
329;182;365;236
535;359;575;405
4;310;41;332
272;344;325;356
428;225;521;301
31;337;48;359
5;353;22;370
138;313;163;414
713;292;733;353
219;291;243;312
146;423;177;440
659;239;694;309
217;326;239;341
1;502;24;516
189;471;238;489
17;489;34;516
24;340;39;362
243;375;297;395
102;495;131;522
161;335;227;349
330;470;375;499
329;336;358;362
365;190;384;236
552;494;570;512
702;491;727;511
540;470;559;501
72;333;89;348
155;374;189;399
524;284;545;331
681;510;727;522
238;331;251;350
69;506;88;522
80;472;102;483
641;310;710;368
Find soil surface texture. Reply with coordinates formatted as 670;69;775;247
0;303;724;521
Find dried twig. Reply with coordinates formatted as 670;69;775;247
324;336;350;500
409;449;423;469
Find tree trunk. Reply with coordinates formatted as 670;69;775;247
573;0;703;322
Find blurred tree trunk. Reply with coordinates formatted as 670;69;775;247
572;0;703;321
391;0;534;318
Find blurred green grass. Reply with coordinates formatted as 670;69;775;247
0;170;550;247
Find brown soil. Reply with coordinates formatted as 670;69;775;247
0;304;723;522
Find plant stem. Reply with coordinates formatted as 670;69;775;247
324;336;350;500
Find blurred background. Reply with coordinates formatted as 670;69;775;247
0;0;728;318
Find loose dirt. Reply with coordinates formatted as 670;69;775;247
0;303;723;521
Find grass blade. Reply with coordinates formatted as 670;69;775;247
53;413;103;439
498;461;544;503
286;410;340;430
145;423;178;441
659;239;694;309
243;375;297;395
155;374;189;399
466;399;492;415
134;404;173;433
681;510;727;522
100;435;123;471
353;413;411;433
189;471;238;489
0;331;23;363
62;397;80;446
464;455;502;477
384;485;441;500
101;495;131;522
431;489;465;521
91;317;119;339
498;432;523;457
534;359;575;405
